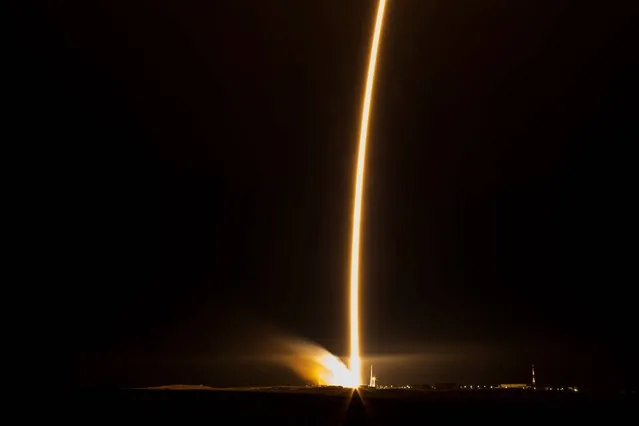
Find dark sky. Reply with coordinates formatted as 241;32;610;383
16;1;636;389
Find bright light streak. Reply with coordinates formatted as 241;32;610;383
349;0;388;387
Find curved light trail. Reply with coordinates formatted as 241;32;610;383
349;0;388;387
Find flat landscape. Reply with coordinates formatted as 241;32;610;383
68;386;637;424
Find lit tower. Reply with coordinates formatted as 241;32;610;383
531;364;536;388
369;364;377;387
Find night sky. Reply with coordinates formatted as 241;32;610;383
17;1;636;389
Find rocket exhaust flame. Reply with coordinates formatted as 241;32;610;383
349;0;388;387
274;337;356;387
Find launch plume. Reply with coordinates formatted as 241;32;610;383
272;336;357;387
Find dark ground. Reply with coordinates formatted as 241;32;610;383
68;387;637;424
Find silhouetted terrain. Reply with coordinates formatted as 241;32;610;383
68;387;637;424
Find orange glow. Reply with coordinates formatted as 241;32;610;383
279;338;357;387
349;0;388;387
